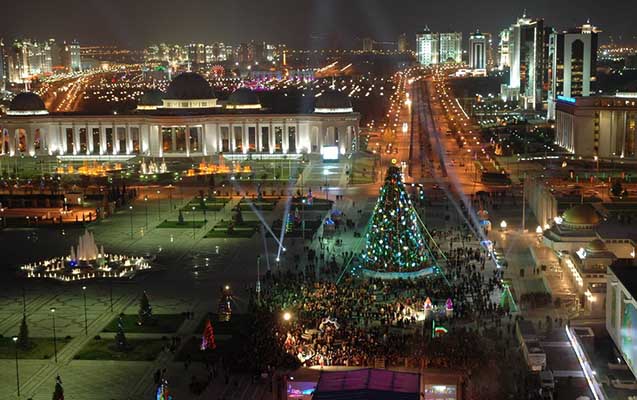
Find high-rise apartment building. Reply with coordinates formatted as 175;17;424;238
547;21;600;120
439;32;462;63
398;33;409;52
469;31;487;70
506;15;548;110
416;27;438;66
416;28;461;65
362;37;374;52
64;40;82;72
0;39;7;91
498;29;511;69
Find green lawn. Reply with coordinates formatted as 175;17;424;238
0;337;71;359
74;338;166;361
238;202;277;211
204;229;255;238
102;314;186;334
183;203;226;212
157;220;208;229
213;220;260;229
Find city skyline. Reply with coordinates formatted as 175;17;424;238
1;0;636;48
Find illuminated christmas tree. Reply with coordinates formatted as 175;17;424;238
200;319;216;351
360;165;431;273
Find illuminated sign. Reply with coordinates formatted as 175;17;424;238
322;146;339;161
557;95;577;104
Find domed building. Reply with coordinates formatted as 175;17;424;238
561;204;600;229
0;72;359;158
225;87;261;110
7;92;48;116
543;204;601;253
314;89;353;114
162;72;219;109
136;89;165;111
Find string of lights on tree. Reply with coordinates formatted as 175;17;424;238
361;164;431;272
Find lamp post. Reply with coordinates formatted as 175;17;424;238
12;336;20;397
301;198;306;241
203;197;207;222
167;184;173;211
144;195;148;229
129;205;133;239
50;307;57;363
82;286;88;336
156;189;161;219
323;169;329;201
191;206;196;239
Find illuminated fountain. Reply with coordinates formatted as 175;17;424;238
21;229;151;282
140;158;168;175
185;159;251;176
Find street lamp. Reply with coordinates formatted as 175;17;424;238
282;311;292;322
323;169;329;201
500;220;507;231
203;197;207;222
191;206;196;239
144;196;148;229
156;189;161;219
167;184;173;211
82;286;88;335
301;198;306;241
12;335;20;397
50;307;58;363
129;205;133;239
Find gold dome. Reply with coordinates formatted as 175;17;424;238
562;204;600;226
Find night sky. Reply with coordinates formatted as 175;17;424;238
2;0;635;48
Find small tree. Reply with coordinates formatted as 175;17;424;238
115;314;128;350
52;376;64;400
234;207;244;225
177;210;185;225
18;314;30;349
137;291;153;326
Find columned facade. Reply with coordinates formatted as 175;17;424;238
0;113;360;158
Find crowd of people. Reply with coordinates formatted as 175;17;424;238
250;223;511;372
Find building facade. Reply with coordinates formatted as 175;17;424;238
0;73;360;159
606;263;637;378
439;33;462;64
469;31;487;70
397;33;409;52
0;38;7;91
498;29;511;69
416;29;461;66
555;94;637;158
416;28;438;66
547;22;600;120
504;15;548;110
